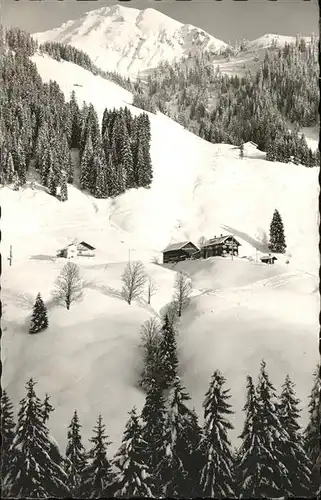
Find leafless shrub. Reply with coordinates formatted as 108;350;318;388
173;271;192;317
121;260;147;305
52;262;83;310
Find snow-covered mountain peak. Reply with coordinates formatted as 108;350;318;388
33;5;229;76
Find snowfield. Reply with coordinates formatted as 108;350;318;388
2;53;319;453
33;4;229;77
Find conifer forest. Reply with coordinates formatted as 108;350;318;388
1;344;320;499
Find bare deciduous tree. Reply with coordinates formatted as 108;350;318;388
121;260;147;305
147;276;158;305
173;271;192;317
198;236;206;248
140;317;161;352
53;262;83;310
139;317;162;390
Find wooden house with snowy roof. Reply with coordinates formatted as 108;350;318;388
200;234;241;258
162;241;199;264
57;241;96;259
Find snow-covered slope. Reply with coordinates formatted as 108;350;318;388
33;5;229;76
249;33;312;50
2;54;319;452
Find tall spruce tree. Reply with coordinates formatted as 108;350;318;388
29;292;48;334
80;134;93;191
182;406;204;498
156;376;193;498
236;375;264;498
256;360;291;497
277;374;312;497
269;209;287;253
69;91;82;149
304;366;321;496
4;379;68;498
59;171;68;202
42;393;54;423
1;390;16;486
200;370;234;498
113;407;154;498
92;152;108;198
81;415;115;498
65;410;87;498
158;314;178;390
141;380;167;496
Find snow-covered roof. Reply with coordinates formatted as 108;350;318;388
261;254;277;260
59;240;95;251
162;241;197;253
203;235;241;247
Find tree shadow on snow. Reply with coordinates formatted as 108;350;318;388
83;280;123;300
30;254;56;262
220;224;270;253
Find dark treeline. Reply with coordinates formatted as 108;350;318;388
1;319;320;499
134;35;319;168
0;29;152;199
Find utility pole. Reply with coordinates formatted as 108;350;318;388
7;245;12;266
128;248;131;263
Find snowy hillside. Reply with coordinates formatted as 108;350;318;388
249;33;312;50
33;4;229;76
2;54;319;453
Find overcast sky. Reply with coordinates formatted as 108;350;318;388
2;0;319;45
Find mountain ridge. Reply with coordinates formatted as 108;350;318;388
33;5;314;77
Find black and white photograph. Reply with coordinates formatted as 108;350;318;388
1;0;320;497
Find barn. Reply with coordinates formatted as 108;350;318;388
260;254;278;265
162;241;199;264
57;241;96;259
200;234;241;258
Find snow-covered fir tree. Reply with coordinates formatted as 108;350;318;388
181;406;204;498
269;209;287;253
236;375;264;498
81;414;115;498
92;152;108;198
4;379;68;498
156;376;194;498
42;393;54;423
277;374;312;497
141;380;167;496
113;407;155;498
65;410;87;498
200;370;235;498
29;292;48;334
6;152;15;183
237;364;293;498
304;365;321;495
69;90;82;149
79;134;93;191
1;390;16;486
59;171;68;202
158;314;178;390
256;360;292;497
